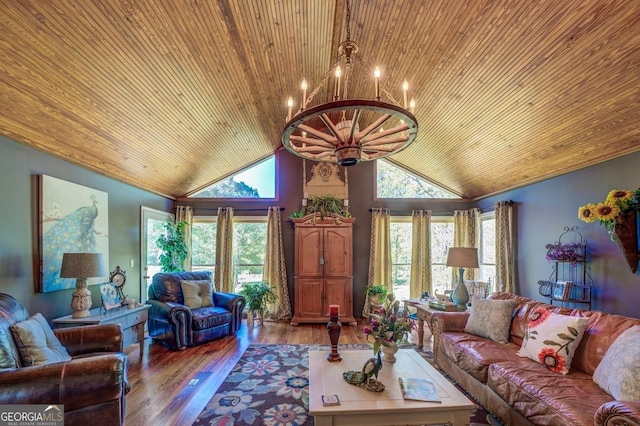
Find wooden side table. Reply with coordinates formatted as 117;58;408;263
404;299;437;349
53;304;150;356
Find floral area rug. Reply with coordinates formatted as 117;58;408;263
193;344;493;426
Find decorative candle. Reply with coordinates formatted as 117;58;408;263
410;98;416;114
334;66;342;100
329;304;339;316
287;97;293;121
344;199;349;207
301;79;308;110
374;67;381;100
302;198;307;207
402;80;409;108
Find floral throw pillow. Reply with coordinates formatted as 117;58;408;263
517;307;588;374
593;325;640;401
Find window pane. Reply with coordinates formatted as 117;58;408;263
192;222;216;266
482;218;495;264
431;264;453;295
431;222;454;264
376;159;459;198
234;222;267;265
190;156;276;198
390;223;412;263
389;222;412;299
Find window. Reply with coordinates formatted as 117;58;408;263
479;214;496;287
190;156;276;198
390;220;412;301
192;218;217;275
376;159;459;199
430;219;455;295
192;216;268;293
233;219;268;292
388;217;454;300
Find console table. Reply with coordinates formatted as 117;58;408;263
53;304;150;355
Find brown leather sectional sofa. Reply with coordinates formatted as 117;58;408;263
431;292;640;426
0;293;130;426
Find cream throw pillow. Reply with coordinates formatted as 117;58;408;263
464;297;516;343
517;308;588;374
593;325;640;401
10;313;71;366
180;280;213;309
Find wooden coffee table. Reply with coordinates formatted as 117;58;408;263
308;349;475;425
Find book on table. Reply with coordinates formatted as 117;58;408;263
398;377;441;402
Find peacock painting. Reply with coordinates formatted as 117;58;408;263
40;175;109;292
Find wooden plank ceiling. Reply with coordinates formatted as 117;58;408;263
1;0;639;199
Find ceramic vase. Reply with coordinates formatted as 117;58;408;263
380;341;398;363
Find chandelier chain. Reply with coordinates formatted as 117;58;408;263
346;0;351;42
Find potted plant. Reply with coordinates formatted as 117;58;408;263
156;220;189;272
239;281;276;326
291;194;350;219
366;285;389;305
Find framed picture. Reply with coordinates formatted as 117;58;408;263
99;283;122;310
553;281;573;300
39;175;109;292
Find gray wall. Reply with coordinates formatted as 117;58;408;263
477;151;640;318
0;135;173;319
1;131;638;320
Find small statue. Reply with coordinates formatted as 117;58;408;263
343;351;385;392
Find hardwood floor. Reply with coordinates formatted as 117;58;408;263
123;319;429;426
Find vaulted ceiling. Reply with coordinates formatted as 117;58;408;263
1;1;639;200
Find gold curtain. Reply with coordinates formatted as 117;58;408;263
363;208;392;317
495;201;515;293
452;209;481;282
262;206;292;320
175;205;193;271
214;207;234;293
410;210;432;298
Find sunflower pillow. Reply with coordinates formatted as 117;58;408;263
517;307;588;374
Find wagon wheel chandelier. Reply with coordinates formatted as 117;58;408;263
281;0;419;167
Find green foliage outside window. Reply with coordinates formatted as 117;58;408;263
156;221;189;272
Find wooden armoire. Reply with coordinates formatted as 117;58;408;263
291;214;357;326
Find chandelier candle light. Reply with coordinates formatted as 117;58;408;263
446;247;479;310
282;0;418;167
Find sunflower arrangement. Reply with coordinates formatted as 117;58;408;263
578;188;640;234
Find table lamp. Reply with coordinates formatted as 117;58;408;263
446;247;479;310
60;252;107;318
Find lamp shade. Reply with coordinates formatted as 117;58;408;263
60;253;107;279
446;247;479;269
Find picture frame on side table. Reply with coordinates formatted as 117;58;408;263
99;282;122;310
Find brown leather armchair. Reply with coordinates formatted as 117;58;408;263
0;293;130;426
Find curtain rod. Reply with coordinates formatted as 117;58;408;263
368;208;454;216
190;207;285;212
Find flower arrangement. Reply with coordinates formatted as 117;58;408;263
578;188;640;234
544;243;584;264
362;294;415;355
